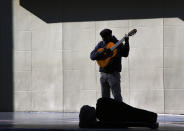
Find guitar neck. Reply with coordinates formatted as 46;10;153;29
110;37;125;51
109;29;137;51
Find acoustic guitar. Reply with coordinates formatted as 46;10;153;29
97;29;137;68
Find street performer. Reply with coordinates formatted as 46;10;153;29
90;29;130;102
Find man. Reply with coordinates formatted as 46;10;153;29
90;29;129;102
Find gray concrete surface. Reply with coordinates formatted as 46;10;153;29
0;112;184;131
10;0;184;113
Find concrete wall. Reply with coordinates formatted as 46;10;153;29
12;0;184;113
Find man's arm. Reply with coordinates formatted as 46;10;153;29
119;37;130;57
90;42;103;60
90;41;112;60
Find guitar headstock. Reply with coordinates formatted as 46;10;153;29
128;29;137;36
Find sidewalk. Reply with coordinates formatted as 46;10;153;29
0;112;184;131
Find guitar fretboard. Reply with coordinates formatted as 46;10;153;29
110;37;125;51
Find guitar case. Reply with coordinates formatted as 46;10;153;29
96;97;159;129
79;105;97;128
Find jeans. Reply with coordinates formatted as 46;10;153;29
100;72;122;102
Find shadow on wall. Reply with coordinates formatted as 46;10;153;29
0;0;13;112
19;0;184;23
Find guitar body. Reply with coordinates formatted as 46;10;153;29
97;42;117;68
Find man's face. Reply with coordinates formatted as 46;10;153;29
102;34;112;43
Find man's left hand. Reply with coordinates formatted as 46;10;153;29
125;34;129;43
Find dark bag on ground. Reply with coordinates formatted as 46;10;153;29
79;105;97;128
96;98;158;128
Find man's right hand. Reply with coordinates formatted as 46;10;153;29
103;48;113;57
97;48;113;60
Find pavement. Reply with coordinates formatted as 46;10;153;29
0;112;184;131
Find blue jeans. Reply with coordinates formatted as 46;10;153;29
100;72;122;102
